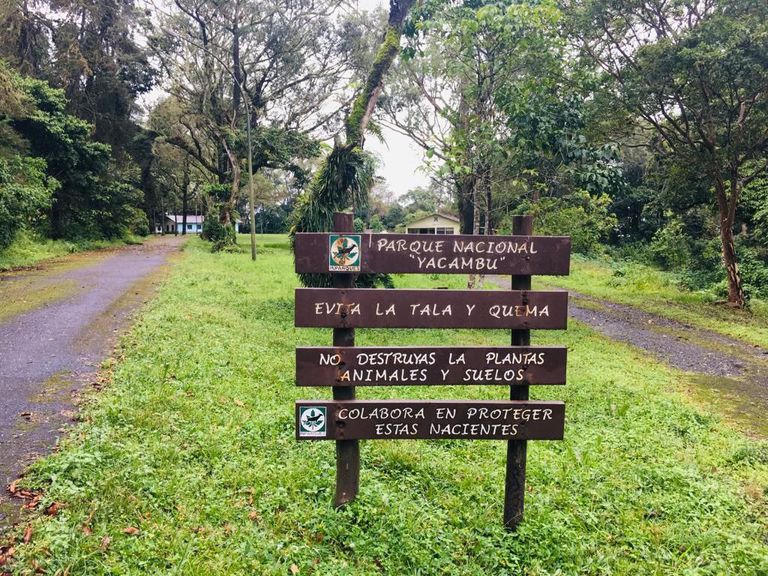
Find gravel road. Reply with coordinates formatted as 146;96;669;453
491;278;768;437
0;236;183;529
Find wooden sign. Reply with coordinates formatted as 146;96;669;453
296;346;567;386
296;400;565;440
294;233;571;275
295;288;568;329
293;213;570;528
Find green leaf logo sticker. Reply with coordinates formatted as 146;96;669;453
329;234;361;272
299;406;327;437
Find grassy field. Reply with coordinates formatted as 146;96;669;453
541;254;768;347
5;235;767;574
0;231;142;271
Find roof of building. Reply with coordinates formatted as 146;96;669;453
407;212;460;226
166;214;204;224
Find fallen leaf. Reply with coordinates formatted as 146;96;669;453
290;564;299;575
248;511;260;521
0;547;15;566
82;525;93;536
23;495;41;510
122;526;140;536
7;480;19;495
100;536;111;551
234;399;245;407
23;525;32;544
45;502;61;516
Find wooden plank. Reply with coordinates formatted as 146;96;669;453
296;346;567;386
295;288;568;329
296;400;565;441
294;233;570;275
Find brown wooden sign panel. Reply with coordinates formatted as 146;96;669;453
296;400;565;440
296;346;567;386
295;288;568;329
294;233;571;276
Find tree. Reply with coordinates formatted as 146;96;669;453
383;0;620;239
149;0;366;245
47;0;155;153
566;0;768;307
291;0;417;287
9;74;143;239
0;65;58;246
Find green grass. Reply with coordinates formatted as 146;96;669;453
0;230;142;271
541;254;768;347
6;235;767;574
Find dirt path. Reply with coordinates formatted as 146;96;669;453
567;292;768;436
0;236;183;530
491;278;768;438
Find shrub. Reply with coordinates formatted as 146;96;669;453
0;156;56;249
649;219;691;269
202;217;237;252
515;191;617;255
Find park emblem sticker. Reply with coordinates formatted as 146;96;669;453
299;406;327;438
329;234;361;272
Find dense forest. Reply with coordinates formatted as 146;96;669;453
0;0;766;307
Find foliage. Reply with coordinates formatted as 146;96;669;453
0;154;56;249
567;0;768;306
513;191;617;255
203;219;237;252
291;145;376;286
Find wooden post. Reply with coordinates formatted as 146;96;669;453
504;214;533;530
332;212;360;506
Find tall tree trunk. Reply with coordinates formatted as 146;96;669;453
720;222;744;307
467;175;482;289
292;0;417;288
181;160;190;235
345;0;417;146
714;177;745;307
456;174;475;234
222;140;240;226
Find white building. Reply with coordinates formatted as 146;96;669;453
155;214;204;234
406;213;460;234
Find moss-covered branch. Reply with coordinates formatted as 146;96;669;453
291;0;417;287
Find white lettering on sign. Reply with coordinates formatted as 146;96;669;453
485;351;545;365
337;407;427;420
488;304;549;318
338;368;429;383
356;351;437;366
314;302;361;315
409;303;453;316
319;353;342;366
311;302;550;320
375;303;396;316
428;423;520;436
371;236;545;272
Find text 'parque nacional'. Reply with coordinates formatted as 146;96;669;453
294;233;571;275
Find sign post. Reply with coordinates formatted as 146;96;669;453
293;213;570;526
330;213;359;507
505;215;533;531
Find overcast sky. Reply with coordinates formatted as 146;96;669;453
141;0;430;198
356;0;430;196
